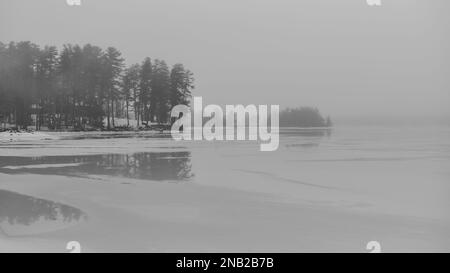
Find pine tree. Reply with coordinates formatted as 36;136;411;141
121;64;141;127
169;63;194;107
102;47;124;129
139;57;152;125
151;59;170;123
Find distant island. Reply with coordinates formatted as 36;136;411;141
280;107;332;128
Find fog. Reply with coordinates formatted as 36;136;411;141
1;0;449;120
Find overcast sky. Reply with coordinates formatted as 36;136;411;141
1;0;449;120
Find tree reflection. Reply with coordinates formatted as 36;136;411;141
0;190;85;226
0;152;193;181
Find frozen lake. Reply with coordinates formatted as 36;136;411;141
0;125;449;252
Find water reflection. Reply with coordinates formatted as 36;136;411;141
280;128;332;137
281;128;332;149
0;190;86;236
61;132;173;140
0;152;193;181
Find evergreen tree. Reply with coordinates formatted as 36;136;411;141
169;63;194;108
139;57;152;125
101;47;124;129
35;46;58;130
151;59;170;123
121;64;140;127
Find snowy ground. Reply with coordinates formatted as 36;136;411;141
0;126;449;252
0;131;59;142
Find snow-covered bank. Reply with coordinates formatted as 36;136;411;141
0;131;59;142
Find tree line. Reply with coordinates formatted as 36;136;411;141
0;41;194;130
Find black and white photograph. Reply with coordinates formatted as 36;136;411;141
0;0;449;258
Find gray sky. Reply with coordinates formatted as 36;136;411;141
1;0;449;120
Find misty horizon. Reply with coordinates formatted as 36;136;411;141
1;0;449;120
